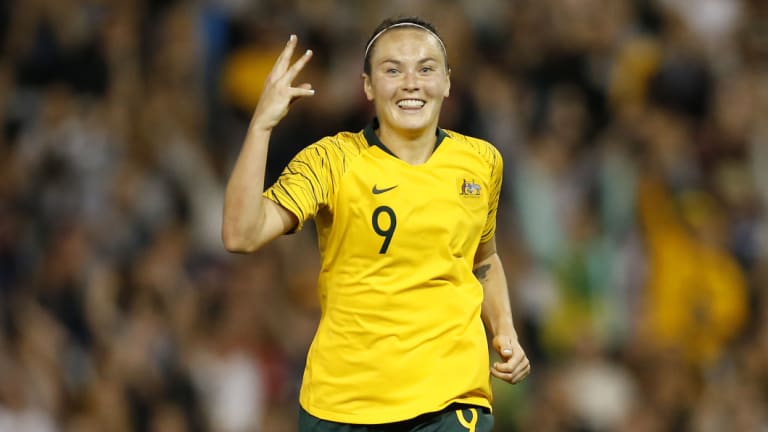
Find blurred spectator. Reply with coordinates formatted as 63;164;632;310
0;0;767;430
637;174;748;367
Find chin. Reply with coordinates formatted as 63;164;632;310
392;114;437;133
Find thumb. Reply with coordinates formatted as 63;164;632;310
289;83;316;104
495;335;515;358
296;83;314;91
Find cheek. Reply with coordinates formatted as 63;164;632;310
371;81;398;101
364;74;396;101
427;81;450;99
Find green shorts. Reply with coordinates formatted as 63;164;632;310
298;403;493;432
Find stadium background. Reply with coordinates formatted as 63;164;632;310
0;0;767;430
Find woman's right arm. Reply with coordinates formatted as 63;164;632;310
222;35;314;253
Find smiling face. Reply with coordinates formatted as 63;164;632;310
363;28;450;137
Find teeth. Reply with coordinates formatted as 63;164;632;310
397;99;425;108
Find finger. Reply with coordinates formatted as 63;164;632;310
492;360;515;374
490;367;515;382
284;49;314;83
498;346;525;367
289;83;315;100
509;357;530;377
509;363;531;383
493;353;529;374
494;335;516;358
500;340;515;357
493;354;527;374
272;34;299;76
288;85;316;101
491;362;530;384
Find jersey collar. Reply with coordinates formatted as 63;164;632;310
363;118;449;157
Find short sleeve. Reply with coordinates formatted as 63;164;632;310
480;144;503;243
263;138;337;232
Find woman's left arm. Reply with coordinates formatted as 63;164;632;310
474;236;530;384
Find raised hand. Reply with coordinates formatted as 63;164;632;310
251;35;315;131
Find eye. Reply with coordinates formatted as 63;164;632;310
386;68;400;75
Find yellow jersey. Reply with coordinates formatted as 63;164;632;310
264;121;503;424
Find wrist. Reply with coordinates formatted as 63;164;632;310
248;110;280;133
248;121;275;134
492;318;516;340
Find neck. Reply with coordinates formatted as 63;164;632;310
376;126;437;165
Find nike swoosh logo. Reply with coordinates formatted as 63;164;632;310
372;184;398;194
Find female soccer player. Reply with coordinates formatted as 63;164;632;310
222;16;530;432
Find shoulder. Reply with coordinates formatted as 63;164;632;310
443;130;502;167
307;130;368;156
292;130;368;168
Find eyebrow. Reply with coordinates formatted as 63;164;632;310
378;57;441;66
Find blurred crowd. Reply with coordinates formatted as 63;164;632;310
1;0;767;431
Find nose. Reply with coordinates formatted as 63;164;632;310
402;71;419;91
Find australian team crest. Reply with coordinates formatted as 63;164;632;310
458;178;482;198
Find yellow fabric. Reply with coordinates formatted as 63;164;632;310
221;45;280;111
264;125;502;423
638;180;748;366
609;37;661;110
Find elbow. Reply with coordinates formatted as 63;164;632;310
222;230;246;253
221;223;261;253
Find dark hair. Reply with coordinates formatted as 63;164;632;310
363;16;448;75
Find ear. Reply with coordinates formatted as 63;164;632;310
444;68;451;98
362;73;374;101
